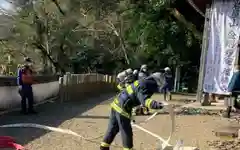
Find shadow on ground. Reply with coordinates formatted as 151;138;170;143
0;93;115;146
76;115;109;119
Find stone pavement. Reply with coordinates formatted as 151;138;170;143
0;93;231;150
0;93;114;147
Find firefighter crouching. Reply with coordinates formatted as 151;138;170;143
100;72;166;150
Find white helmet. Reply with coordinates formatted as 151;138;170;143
164;67;170;71
126;68;133;75
117;71;127;81
140;64;147;70
133;69;138;75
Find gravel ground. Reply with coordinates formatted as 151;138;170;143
0;94;234;150
208;139;240;150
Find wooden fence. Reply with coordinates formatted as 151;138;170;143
59;73;117;102
0;73;116;110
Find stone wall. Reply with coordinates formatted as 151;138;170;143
0;73;116;110
0;75;59;86
0;81;59;110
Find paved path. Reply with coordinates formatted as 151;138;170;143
0;93;229;150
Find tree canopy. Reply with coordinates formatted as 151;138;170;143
0;0;201;82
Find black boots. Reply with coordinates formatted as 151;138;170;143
100;146;110;150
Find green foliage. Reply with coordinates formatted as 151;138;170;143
123;0;200;70
0;0;201;76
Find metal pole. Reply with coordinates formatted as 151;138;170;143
174;66;178;92
196;5;211;102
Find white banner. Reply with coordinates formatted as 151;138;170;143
203;0;240;95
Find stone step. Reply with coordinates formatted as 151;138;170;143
214;125;240;138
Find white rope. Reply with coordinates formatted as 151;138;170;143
0;123;123;148
0;105;175;150
132;104;175;149
132;124;171;146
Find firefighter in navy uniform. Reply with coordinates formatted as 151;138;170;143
116;71;127;91
117;68;149;116
124;68;134;86
117;68;134;91
138;64;149;80
100;72;166;150
162;67;173;101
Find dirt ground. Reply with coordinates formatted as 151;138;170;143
0;93;232;150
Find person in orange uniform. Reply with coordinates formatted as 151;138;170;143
18;58;37;114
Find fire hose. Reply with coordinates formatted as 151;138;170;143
0;104;175;150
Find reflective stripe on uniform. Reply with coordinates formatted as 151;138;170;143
145;98;153;108
118;80;140;95
111;99;130;119
117;84;123;90
113;97;119;104
100;142;110;147
112;80;140;118
126;85;133;94
123;148;133;150
126;80;139;95
133;80;139;87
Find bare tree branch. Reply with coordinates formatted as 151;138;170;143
170;8;202;40
32;42;66;73
50;0;65;15
105;20;130;64
0;40;27;57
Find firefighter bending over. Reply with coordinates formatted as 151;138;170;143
116;71;127;91
100;72;166;150
117;68;134;91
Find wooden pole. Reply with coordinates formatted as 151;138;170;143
196;5;211;104
174;66;180;92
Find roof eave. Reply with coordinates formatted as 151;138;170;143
187;0;205;17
